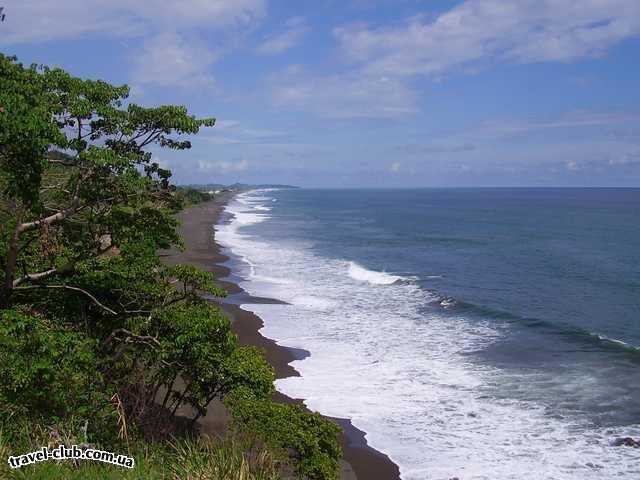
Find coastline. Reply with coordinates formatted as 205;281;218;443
166;193;401;480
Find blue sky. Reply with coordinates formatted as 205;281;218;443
2;0;640;187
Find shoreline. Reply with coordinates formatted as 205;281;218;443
168;194;401;480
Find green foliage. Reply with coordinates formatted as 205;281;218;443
0;307;107;420
0;55;66;205
107;204;181;252
152;304;238;415
222;347;275;401
226;391;342;480
0;54;342;480
0;53;214;299
173;187;214;210
166;264;227;298
0;427;285;480
169;434;285;480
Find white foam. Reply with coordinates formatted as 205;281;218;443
216;190;640;480
251;274;293;285
347;261;404;285
594;334;640;351
291;295;336;310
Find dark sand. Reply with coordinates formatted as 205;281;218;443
164;194;401;480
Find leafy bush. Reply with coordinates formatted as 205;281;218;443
226;390;342;480
221;347;275;400
0;308;107;421
152;303;238;417
173;187;214;209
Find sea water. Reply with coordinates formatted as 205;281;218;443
216;188;640;480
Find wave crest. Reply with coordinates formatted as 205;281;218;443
347;261;404;285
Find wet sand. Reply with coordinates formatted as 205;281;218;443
164;194;401;480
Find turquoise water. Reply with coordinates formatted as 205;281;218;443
218;188;640;479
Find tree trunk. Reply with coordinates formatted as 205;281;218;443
170;380;192;417
161;374;178;409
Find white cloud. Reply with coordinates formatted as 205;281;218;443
333;0;640;78
215;120;242;130
1;0;266;92
199;120;291;145
269;66;418;119
499;112;640;132
131;33;218;88
257;17;309;55
566;160;579;171
198;159;249;173
389;161;401;172
269;1;640;120
397;143;476;154
608;148;640;166
0;0;265;45
443;111;640;141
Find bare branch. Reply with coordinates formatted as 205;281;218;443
105;328;161;349
13;236;115;287
47;159;77;166
139;129;162;148
12;267;58;287
13;285;117;315
17;202;85;233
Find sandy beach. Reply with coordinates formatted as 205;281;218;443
163;193;401;480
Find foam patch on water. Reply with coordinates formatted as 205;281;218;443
347;261;405;285
593;333;640;352
216;190;640;480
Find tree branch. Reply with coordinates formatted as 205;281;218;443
12;240;114;287
47;159;77;166
17;202;85;233
12;267;58;287
12;285;117;315
105;328;161;348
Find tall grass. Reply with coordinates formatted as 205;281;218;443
169;435;284;480
0;429;287;480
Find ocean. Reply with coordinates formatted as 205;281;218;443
216;188;640;480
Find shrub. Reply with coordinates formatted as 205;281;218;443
226;390;342;480
0;308;107;421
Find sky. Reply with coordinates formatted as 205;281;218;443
2;0;640;187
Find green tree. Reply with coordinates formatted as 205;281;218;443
0;53;214;306
0;54;342;479
0;53;227;429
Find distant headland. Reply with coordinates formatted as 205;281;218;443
180;183;299;193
